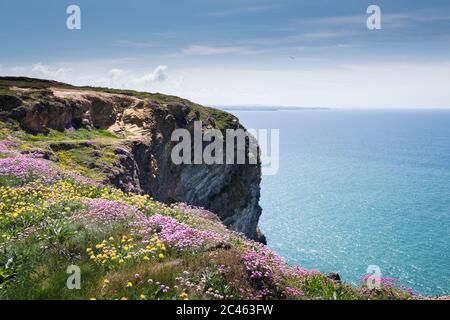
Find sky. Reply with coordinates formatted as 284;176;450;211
1;0;450;108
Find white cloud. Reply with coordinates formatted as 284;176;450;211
107;68;126;87
86;65;169;89
287;31;348;42
31;63;72;78
178;45;247;56
1;63;170;92
108;68;125;79
112;40;156;48
141;65;168;82
11;66;26;74
229;30;352;49
304;10;450;28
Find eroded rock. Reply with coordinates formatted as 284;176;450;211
0;83;264;242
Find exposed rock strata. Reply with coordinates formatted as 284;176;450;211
0;80;264;242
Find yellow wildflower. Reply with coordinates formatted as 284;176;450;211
180;293;189;300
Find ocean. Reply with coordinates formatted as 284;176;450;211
230;109;450;296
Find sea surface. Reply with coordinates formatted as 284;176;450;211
230;109;450;296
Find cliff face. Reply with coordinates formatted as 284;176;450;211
0;77;264;242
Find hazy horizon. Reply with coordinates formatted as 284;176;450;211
216;105;450;110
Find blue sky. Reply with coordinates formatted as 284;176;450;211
1;0;450;108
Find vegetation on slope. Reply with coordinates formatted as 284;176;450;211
0;120;122;182
0;120;422;300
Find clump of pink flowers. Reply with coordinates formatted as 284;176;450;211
82;199;145;224
240;242;319;299
242;249;278;280
0;138;19;154
141;214;221;250
0;150;99;186
77;199;221;251
173;203;222;223
0;140;9;154
0;155;59;182
291;266;320;278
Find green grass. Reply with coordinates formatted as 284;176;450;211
0;77;71;90
0;88;13;95
55;145;118;181
22;128;120;142
1;120;120;144
0;218;112;300
207;108;236;130
0;76;188;105
300;274;364;300
0;175;23;187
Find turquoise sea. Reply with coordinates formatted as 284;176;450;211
231;109;450;296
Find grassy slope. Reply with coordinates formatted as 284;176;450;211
0;121;421;300
0;78;423;300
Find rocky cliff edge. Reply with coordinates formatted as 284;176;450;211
0;77;265;242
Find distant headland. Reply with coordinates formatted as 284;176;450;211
214;105;330;112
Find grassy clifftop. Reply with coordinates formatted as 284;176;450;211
0;76;235;130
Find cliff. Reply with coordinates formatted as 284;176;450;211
0;77;264;242
0;77;424;300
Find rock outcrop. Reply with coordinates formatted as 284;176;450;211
0;77;265;242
